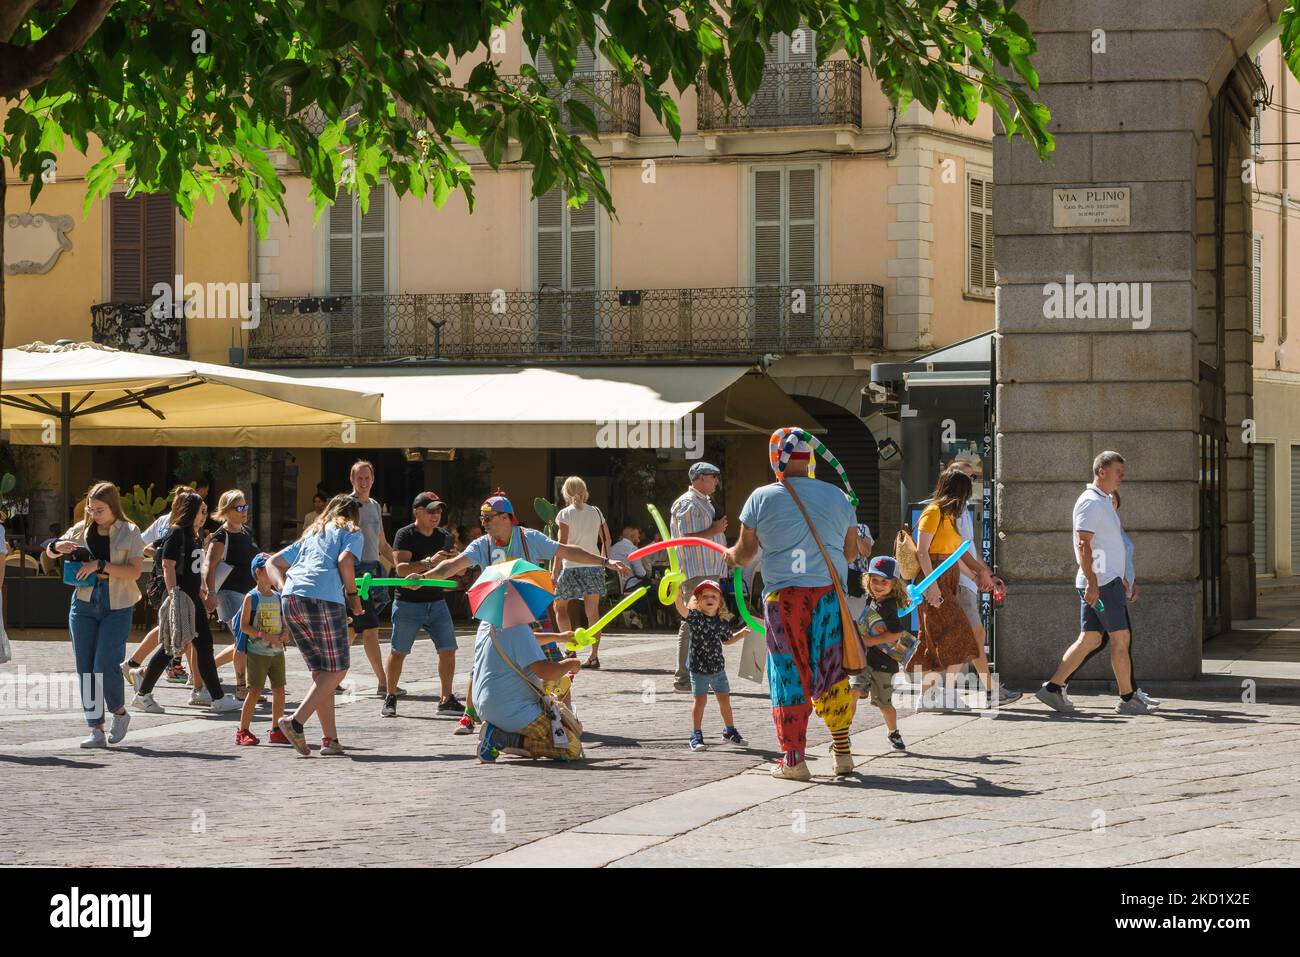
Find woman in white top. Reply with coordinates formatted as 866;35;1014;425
554;476;611;668
302;491;327;532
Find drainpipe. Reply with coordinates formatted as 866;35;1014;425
1279;45;1289;363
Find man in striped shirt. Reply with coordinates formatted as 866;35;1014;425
669;462;728;692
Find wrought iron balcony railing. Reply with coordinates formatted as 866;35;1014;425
247;284;883;364
498;70;641;136
697;60;862;131
90;302;187;357
296;72;640;139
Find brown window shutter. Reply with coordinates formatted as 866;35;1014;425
109;194;143;300
110;194;175;301
143;195;176;297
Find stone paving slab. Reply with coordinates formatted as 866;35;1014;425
0;628;879;866
7;612;1300;868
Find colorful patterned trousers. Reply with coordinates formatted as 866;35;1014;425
764;585;854;764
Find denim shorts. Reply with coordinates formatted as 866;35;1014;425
1079;578;1131;634
689;670;730;696
216;590;245;626
389;599;457;655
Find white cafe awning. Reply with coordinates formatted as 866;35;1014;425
0;342;383;439
3;362;816;447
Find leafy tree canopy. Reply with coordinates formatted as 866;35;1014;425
1;0;1052;232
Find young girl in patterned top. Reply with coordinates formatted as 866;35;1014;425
674;580;750;752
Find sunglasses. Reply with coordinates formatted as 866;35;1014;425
233;504;249;513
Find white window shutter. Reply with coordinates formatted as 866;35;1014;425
358;186;387;295
753;169;783;286
535;187;599;348
535;188;565;290
1252;233;1264;336
535;43;596;76
786;167;817;286
327;197;354;296
968;174;994;296
568;197;597;288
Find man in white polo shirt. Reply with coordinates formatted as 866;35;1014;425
1036;450;1151;715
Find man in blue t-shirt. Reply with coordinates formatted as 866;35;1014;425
727;433;862;782
428;493;629;754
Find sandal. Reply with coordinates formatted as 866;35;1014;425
584;657;600;670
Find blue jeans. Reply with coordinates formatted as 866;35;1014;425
68;580;133;726
390;599;457;654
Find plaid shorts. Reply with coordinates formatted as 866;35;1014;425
283;594;351;673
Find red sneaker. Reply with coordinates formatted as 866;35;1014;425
267;728;291;745
235;728;259;746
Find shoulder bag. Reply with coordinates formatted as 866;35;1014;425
894;527;922;580
487;625;584;745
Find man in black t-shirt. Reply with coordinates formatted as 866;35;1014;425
381;491;464;718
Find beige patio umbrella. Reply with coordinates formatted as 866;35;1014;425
0;341;382;519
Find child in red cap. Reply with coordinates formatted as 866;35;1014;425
674;579;750;751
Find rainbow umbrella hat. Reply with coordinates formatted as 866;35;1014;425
467;558;555;628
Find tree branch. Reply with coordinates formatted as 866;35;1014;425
0;0;116;98
0;0;41;44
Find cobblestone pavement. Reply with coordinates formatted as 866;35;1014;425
0;626;877;866
5;621;1300;868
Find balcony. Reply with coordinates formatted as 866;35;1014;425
90;302;187;357
697;61;862;131
498;70;641;137
297;72;640;139
247;284;883;364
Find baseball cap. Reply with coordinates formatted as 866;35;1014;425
480;493;515;521
691;579;723;598
250;552;271;573
688;462;721;481
413;490;446;511
867;556;899;580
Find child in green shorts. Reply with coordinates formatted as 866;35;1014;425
849;555;915;751
235;553;288;746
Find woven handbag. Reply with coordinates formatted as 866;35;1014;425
894;528;922;580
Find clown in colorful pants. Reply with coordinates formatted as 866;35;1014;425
764;584;855;767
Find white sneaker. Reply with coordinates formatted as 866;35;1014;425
131;693;165;714
189;689;213;706
108;711;131;744
210;695;242;714
80;729;108;749
1136;688;1161;708
941;689;971;712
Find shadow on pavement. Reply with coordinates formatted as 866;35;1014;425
110;746;240;761
976;711;1124;722
841;774;1032;797
899;752;1020;766
0;753;110;769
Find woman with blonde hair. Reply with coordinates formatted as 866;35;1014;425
47;482;146;747
207;489;260;699
554;476;612;669
267;493;365;756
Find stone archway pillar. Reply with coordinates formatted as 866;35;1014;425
992;1;1277;680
